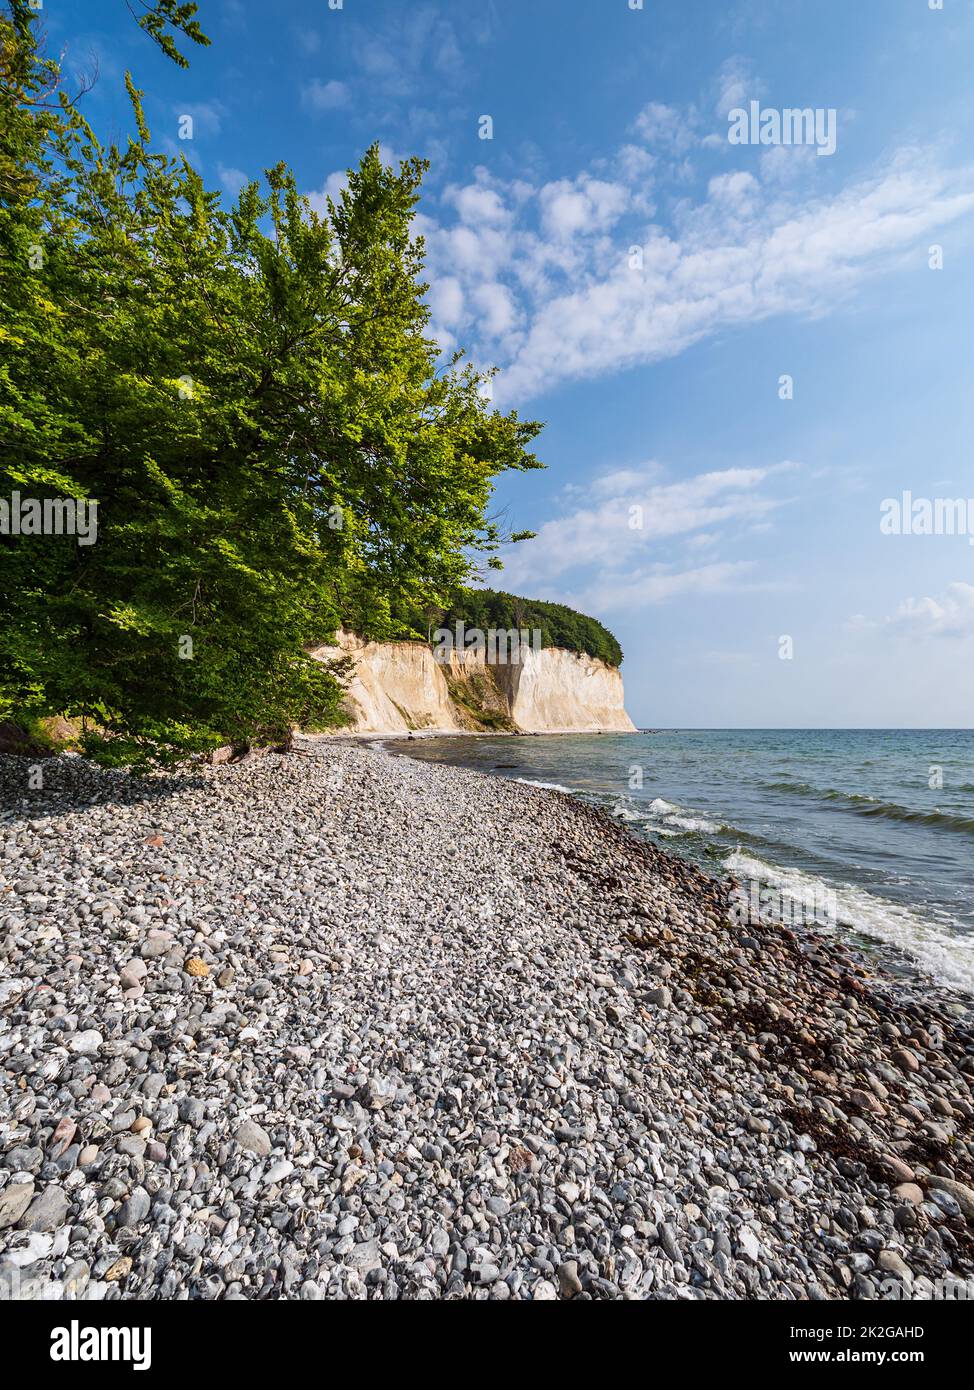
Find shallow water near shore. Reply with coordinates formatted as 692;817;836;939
391;728;974;995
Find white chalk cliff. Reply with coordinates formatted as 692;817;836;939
307;630;636;735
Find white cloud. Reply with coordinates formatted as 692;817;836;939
844;613;878;634
218;165;248;197
706;169;759;211
348;5;481;99
759;143;818;184
616;144;657;185
295;28;320;55
444;180;512;228
471;281;518;338
893;582;974;638
498;461;795;601
494;153;974;402
632;102;697;155
714;56;756;118
418;102;974;404
565;560;757;615
589;464;665;497
306;171;349;216
301;79;350;112
849;582;974;640
171;101;225;138
428;275;465;329
539;175;630;241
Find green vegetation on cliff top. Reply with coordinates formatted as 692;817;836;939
356;590;623;668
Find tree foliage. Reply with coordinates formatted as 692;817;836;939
127;0;209;69
0;3;543;767
393;589;624;668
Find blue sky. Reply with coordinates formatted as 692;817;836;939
51;0;974;726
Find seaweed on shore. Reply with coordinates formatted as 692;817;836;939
780;1104;888;1181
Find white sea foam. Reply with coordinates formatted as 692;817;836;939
724;850;974;995
665;813;722;833
515;778;573;794
623;796;724;835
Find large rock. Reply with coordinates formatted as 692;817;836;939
21;1185;70;1232
923;1174;974;1220
234;1119;272;1157
116;1187;151;1228
0;1181;35;1230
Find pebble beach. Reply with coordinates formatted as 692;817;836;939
1;739;973;1301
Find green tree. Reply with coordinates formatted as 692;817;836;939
126;1;209;68
422;590;623;667
0;4;543;767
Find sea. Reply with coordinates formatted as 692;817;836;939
390;729;974;996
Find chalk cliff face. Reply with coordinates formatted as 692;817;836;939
307;631;463;735
308;630;636;735
492;644;636;734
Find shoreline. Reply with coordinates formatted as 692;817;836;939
386;730;974;1002
1;742;973;1300
307;726;642;742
